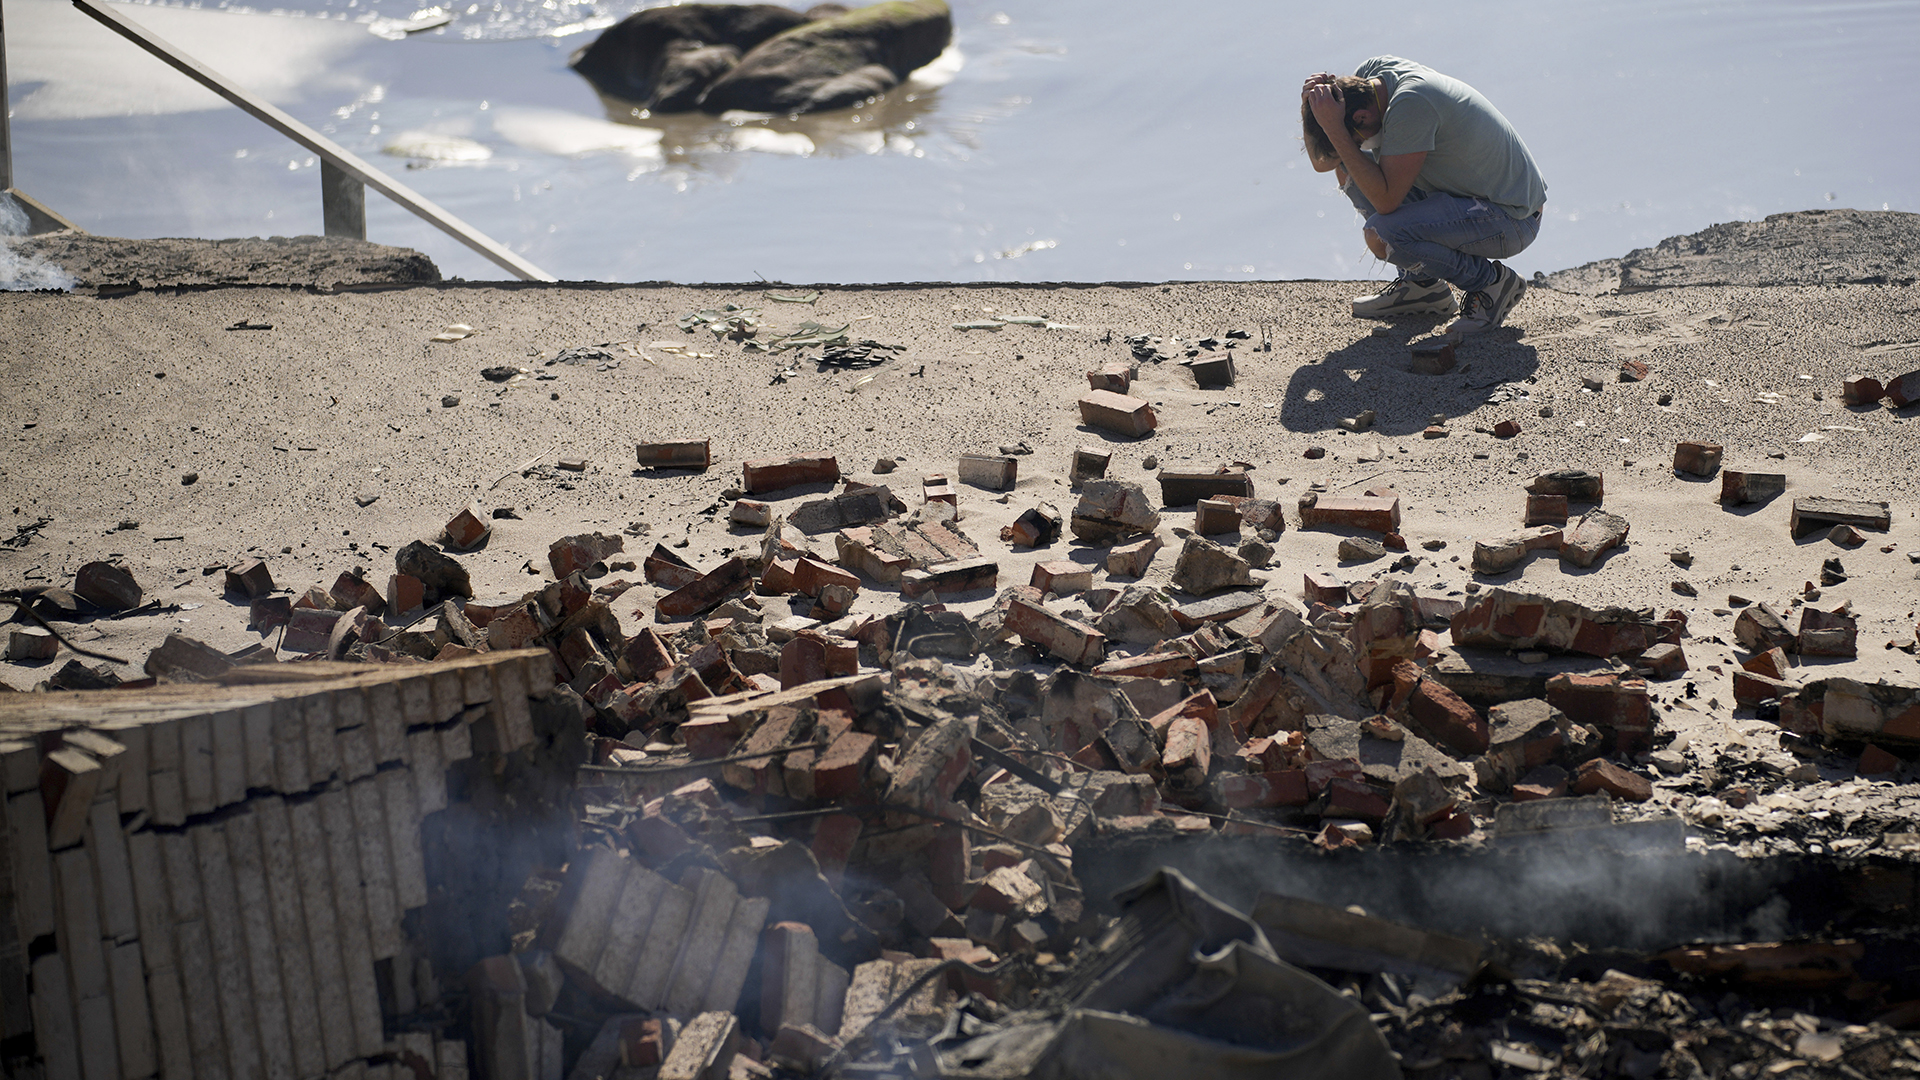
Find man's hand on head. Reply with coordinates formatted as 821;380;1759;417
1304;83;1347;135
1301;71;1335;96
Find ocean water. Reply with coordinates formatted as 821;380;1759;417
5;0;1917;283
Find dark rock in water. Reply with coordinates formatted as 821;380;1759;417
701;0;952;114
568;4;813;109
570;1;947;116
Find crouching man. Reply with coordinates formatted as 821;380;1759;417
1302;58;1547;336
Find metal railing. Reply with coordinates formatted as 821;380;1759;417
5;0;556;280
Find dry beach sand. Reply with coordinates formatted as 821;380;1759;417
3;209;1919;778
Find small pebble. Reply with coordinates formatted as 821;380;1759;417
1141;456;1159;470
181;472;198;485
442;394;461;407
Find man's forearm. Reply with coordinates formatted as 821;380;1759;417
1326;128;1390;210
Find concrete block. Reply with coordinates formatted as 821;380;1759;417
317;790;384;1059
379;769;428;909
760;922;821;1035
225;810;297;1080
347;778;401;959
194;823;265;1080
30;951;82;1080
663;869;741;1015
623;878;694;1010
658;1012;738;1080
42;746;102;850
286;799;355;1071
702;894;772;1015
591;862;668;1000
6;790;57;939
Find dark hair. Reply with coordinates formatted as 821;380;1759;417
1301;74;1375;159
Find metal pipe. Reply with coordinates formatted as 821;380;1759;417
67;0;556;281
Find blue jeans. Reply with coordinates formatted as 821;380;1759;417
1341;183;1540;294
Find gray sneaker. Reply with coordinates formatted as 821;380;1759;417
1352;275;1458;318
1445;265;1527;337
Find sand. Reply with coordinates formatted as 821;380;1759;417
3;211;1918;767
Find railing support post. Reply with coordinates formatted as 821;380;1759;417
2;0;16;192
321;160;366;240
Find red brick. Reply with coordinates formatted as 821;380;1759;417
635;440;711;469
679;714;741;759
1674;441;1725;478
1525;493;1569;526
1546;673;1653;752
811;814;863;886
1858;744;1901;777
1408;678;1489;755
1298;493;1400;533
621;628;676;683
794;557;860;598
1639;642;1688;678
1086;362;1132;393
387;573;425;617
1193;498;1241;535
248;594;292;632
1078;390;1158;437
1430;810;1474;839
812;730;879;800
1842;375;1885;406
922;474;958;507
1733;669;1795;707
1161;715;1212;783
444;507;490;550
744;454;839;494
1512;764;1569;802
224;558;276;599
1571;759;1653;802
1493;419;1522;439
1325;777;1391;822
1302;572;1347;608
657;556;753;618
900;557;999;600
1003;597;1106;666
1619;359;1650;381
1030;560;1093;595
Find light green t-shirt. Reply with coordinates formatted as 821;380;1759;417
1354;56;1547;220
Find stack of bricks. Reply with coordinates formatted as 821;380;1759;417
0;649;552;1080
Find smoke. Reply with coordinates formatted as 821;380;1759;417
1075;834;1808;954
0;193;79;291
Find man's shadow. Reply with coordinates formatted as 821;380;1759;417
1277;321;1540;437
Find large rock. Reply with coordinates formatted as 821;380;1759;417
701;0;952;114
569;4;812;108
1169;536;1254;596
397;540;473;604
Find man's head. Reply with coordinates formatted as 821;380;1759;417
1301;75;1381;158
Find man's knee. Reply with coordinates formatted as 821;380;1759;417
1363;227;1388;260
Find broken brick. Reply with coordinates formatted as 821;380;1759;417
1560;509;1630;568
1030;560;1091;595
1790;496;1891;539
1303;573;1348;608
1004;597;1106;666
1524;494;1569;526
1070;446;1112;485
793;558;860;599
1086;362;1133;393
1842;375;1885;406
1077;390;1158;438
956;454;1017;491
1571;758;1653;802
1106;535;1163;577
730;499;772;527
657;557;754;619
635;440;711;469
224;558;276;599
445;507;491;551
1673;440;1723;478
1547;673;1653;752
74;561;142;611
1741;647;1790;680
1156;469;1254;507
744;454;840;495
1193;498;1241;535
1720;471;1787;506
1297;492;1400;533
900;558;999;600
550;532;625;579
1858;744;1901;777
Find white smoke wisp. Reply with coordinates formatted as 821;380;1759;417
0;194;79;291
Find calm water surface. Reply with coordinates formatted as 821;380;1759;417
5;0;1917;282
